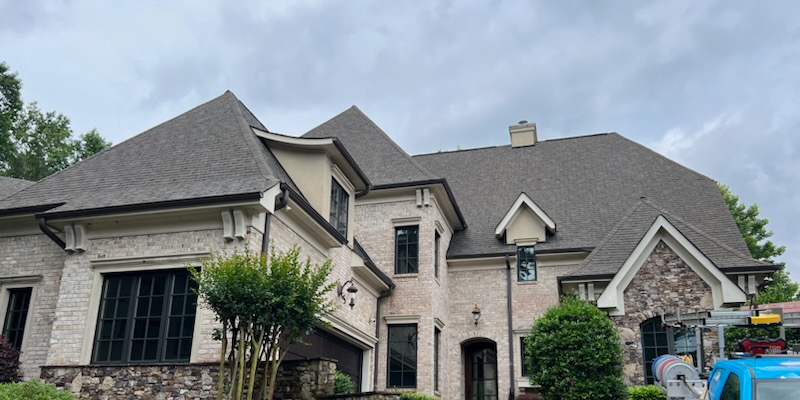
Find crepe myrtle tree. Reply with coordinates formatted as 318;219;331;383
525;297;626;400
190;246;335;400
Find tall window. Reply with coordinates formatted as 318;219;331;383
330;178;349;238
517;246;536;281
434;231;441;279
2;287;32;349
520;337;532;376
93;269;197;364
395;226;419;274
387;324;417;388
434;327;441;391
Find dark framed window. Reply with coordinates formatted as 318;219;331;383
641;317;701;384
93;269;197;364
330;178;349;238
520;337;532;376
434;327;440;391
395;226;419;274
434;231;441;279
2;287;32;349
517;246;536;281
387;324;417;388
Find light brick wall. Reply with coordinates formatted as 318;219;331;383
353;195;453;397
47;228;251;366
0;234;65;378
269;214;379;344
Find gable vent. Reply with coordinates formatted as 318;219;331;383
509;120;537;148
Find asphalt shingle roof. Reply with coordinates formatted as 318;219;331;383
413;133;759;273
0;177;34;201
0;91;287;217
566;199;769;278
302;106;437;186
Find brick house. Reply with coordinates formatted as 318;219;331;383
0;92;776;399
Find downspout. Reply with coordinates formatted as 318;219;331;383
505;255;515;400
37;217;66;249
373;285;395;391
262;186;290;254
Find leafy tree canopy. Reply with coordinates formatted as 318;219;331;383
0;61;111;181
719;183;799;349
525;297;626;400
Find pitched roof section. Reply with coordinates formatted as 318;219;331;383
495;192;556;237
0;177;34;201
303;106;438;186
0;91;287;218
565;199;771;279
414;133;754;264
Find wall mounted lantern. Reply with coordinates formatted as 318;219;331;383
337;279;359;309
472;304;481;325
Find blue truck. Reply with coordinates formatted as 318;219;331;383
705;356;800;400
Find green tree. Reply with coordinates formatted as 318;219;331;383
718;183;797;302
0;61;111;180
719;183;799;350
190;246;335;400
0;62;22;166
525;297;627;400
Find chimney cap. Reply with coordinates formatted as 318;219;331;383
518;120;528;124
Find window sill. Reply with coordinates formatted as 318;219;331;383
393;273;419;279
516;280;539;285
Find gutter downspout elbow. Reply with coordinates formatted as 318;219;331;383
262;185;291;254
373;284;395;391
505;254;515;400
37;217;66;250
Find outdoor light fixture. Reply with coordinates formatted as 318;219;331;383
472;304;481;325
337;279;359;309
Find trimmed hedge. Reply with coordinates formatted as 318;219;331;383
525;297;627;400
399;393;438;400
0;380;79;400
627;385;667;400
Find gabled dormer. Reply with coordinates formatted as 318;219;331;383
495;192;556;245
253;129;370;243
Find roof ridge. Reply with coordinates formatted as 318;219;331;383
223;92;279;185
569;199;650;276
640;199;768;266
412;132;616;158
344;106;438;180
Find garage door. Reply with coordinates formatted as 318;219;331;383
287;329;363;392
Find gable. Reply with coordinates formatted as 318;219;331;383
495;193;555;245
596;215;746;315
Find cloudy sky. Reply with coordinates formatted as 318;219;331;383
3;1;799;279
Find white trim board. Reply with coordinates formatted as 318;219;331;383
495;192;556;237
596;215;746;316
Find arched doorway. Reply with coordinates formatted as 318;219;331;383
463;340;498;400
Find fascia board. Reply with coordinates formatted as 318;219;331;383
494;193;556;237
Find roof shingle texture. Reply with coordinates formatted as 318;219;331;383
0;91;286;216
413;133;757;273
303;106;437;186
0;177;34;201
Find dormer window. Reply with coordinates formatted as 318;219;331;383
330;178;349;238
517;246;536;281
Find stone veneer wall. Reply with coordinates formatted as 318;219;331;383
611;240;716;385
41;359;336;400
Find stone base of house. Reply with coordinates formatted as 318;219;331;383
41;359;336;400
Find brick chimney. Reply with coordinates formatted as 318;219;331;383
509;120;537;148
